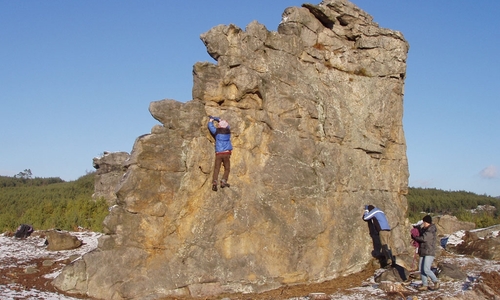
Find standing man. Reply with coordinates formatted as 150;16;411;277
411;215;440;291
208;116;232;191
363;205;394;267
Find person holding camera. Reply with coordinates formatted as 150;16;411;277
411;215;440;291
208;116;232;191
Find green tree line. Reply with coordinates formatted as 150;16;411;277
0;173;109;232
2;173;499;233
407;187;500;228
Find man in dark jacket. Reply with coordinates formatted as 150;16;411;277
363;205;394;267
412;215;440;291
208;116;233;191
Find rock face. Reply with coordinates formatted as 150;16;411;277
92;151;130;205
53;0;410;299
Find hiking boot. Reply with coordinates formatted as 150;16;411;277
430;282;440;290
417;285;428;291
220;179;230;188
212;181;218;191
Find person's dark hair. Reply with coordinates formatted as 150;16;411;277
367;205;375;211
422;215;432;224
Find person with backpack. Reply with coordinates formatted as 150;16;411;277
208;116;233;191
411;215;440;291
363;205;395;267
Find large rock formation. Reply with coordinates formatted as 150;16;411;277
53;0;410;299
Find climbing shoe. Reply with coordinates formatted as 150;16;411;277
221;179;230;188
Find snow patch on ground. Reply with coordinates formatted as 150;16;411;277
0;285;81;300
1;229;499;299
446;230;466;246
0;231;101;300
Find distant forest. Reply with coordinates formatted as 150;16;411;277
1;172;499;232
407;187;500;228
0;172;108;232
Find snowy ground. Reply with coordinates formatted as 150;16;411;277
0;231;101;300
0;229;499;300
319;227;500;300
322;255;500;300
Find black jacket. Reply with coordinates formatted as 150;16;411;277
413;223;437;256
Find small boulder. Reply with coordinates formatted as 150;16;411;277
308;293;330;300
45;231;82;251
375;265;409;283
42;259;55;267
24;267;39;274
378;281;408;293
437;262;467;281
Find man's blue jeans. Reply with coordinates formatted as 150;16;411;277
419;256;438;286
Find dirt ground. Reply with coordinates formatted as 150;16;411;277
175;265;380;300
2;231;500;300
0;256;376;300
0;258;50;293
0;257;90;299
157;264;500;300
4;257;497;300
2;256;500;300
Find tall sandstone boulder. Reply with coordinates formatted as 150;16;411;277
53;0;410;299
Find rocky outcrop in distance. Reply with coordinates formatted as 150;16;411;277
53;0;411;299
446;224;500;260
92;151;130;205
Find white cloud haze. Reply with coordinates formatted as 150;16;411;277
479;165;498;179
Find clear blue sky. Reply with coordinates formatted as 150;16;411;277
1;1;499;197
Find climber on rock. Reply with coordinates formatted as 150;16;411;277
208;116;233;191
363;205;395;268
